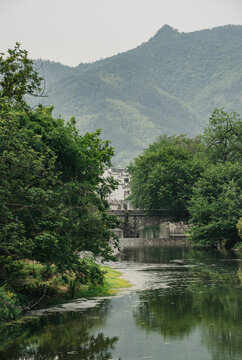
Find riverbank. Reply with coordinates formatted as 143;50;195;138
0;263;131;324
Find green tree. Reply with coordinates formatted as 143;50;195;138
0;106;57;260
0;44;119;285
0;43;43;104
203;108;242;163
0;103;119;276
129;135;206;212
188;163;242;248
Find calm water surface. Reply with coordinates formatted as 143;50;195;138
1;244;242;360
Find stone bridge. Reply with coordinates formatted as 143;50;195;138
108;209;189;238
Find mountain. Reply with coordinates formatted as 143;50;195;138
31;25;242;165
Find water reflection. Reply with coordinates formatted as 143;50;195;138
139;225;170;239
118;245;191;264
134;290;196;338
119;245;237;265
1;245;242;360
132;248;242;360
0;302;119;360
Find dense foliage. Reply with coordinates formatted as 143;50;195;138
187;109;242;247
0;44;119;318
129;135;206;212
0;43;43;104
188;163;242;247
29;25;242;165
203;108;242;163
0;102;119;271
0;286;20;322
129;109;242;248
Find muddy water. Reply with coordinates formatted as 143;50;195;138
1;245;242;360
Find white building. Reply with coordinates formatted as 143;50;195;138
104;168;133;210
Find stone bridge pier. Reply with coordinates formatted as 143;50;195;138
109;209;189;238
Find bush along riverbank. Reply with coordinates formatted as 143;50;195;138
0;257;130;323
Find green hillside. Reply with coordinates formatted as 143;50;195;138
30;25;242;165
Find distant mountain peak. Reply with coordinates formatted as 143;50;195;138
154;24;179;37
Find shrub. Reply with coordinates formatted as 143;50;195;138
76;258;105;286
0;256;27;285
0;286;21;322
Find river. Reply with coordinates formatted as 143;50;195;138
1;243;242;360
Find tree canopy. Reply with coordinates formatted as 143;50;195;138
0;44;119;285
187;109;242;247
203;108;242;163
129;135;206;212
188;163;242;247
0;43;43;104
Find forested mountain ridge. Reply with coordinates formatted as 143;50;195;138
31;25;242;165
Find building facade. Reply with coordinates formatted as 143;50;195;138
104;168;133;210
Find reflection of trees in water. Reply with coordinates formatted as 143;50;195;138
202;326;242;360
119;245;236;265
198;261;242;360
0;301;119;360
237;261;242;283
134;290;197;339
134;262;242;360
12;332;118;360
119;246;191;264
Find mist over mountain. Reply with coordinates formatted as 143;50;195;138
31;25;242;165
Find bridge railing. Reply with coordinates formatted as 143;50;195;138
108;209;189;220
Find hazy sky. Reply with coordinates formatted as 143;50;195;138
1;0;241;66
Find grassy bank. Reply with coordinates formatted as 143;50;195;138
0;261;131;323
72;265;131;298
